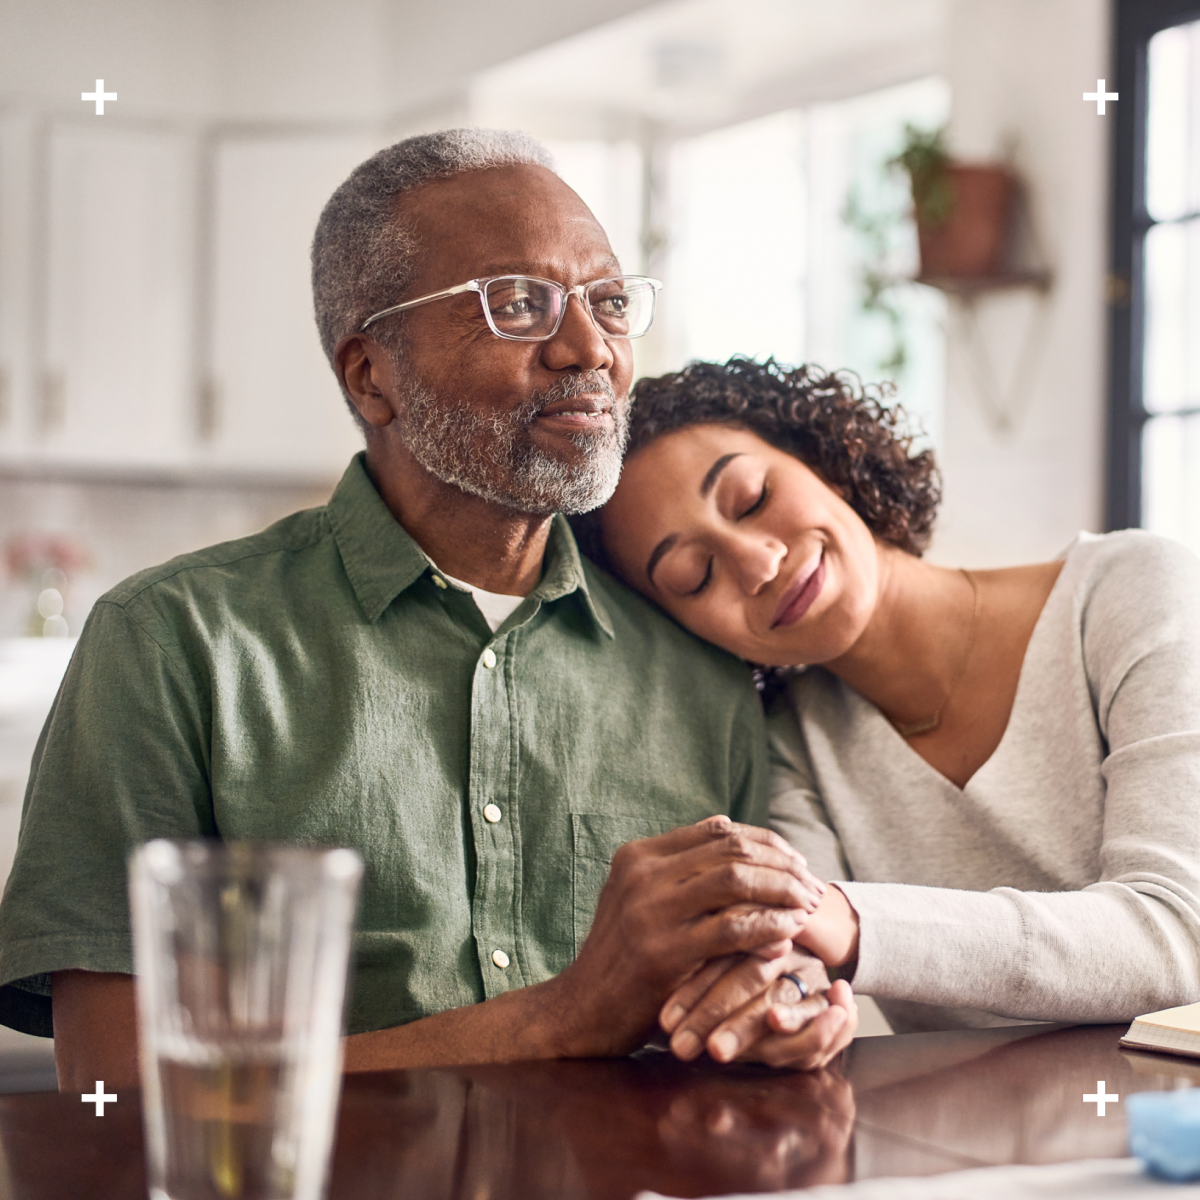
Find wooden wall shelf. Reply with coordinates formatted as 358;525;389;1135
914;270;1053;298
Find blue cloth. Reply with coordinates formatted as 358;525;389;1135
1128;1089;1200;1181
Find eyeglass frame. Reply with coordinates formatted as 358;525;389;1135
357;274;663;342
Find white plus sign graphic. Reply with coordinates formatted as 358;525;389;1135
81;80;118;115
1083;1080;1119;1116
1083;80;1118;115
81;1081;117;1116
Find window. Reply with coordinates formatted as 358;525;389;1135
1108;0;1200;548
665;78;949;444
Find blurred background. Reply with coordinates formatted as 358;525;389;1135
1;0;1146;627
0;0;1196;1056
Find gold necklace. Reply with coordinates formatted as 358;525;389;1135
894;569;981;738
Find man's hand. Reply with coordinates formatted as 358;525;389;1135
547;816;826;1058
658;947;857;1070
745;980;856;1069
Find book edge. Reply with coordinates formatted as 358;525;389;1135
1120;1036;1200;1061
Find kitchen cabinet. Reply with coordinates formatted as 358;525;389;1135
1;120;379;481
204;134;378;476
40;122;198;468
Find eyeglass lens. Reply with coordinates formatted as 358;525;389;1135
481;277;656;341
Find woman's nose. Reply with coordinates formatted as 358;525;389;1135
726;533;787;594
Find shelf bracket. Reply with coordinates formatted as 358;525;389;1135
916;273;1055;435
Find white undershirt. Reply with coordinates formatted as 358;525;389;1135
439;571;527;632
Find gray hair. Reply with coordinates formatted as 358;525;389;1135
311;128;556;407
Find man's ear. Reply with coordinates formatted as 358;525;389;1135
334;333;397;429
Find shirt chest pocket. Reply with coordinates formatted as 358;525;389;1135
571;813;678;957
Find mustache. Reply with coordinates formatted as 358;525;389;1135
524;372;618;418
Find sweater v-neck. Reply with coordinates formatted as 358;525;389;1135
846;546;1075;795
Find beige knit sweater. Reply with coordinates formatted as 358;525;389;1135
768;531;1200;1033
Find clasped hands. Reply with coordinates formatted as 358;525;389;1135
556;816;860;1070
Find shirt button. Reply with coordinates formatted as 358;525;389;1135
481;648;497;669
483;803;502;823
432;575;447;589
491;949;510;969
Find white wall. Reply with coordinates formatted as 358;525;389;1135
931;0;1112;566
0;0;222;117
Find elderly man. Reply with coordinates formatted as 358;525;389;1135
0;130;855;1089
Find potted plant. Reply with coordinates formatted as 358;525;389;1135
891;124;1016;278
842;124;1026;380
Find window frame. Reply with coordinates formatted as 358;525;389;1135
1106;0;1200;530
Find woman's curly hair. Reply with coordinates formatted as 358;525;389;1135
571;358;941;704
601;356;941;555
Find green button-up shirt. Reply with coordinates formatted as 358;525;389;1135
0;455;767;1037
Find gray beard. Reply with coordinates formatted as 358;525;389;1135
392;369;628;516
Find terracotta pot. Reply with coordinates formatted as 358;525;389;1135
916;165;1016;278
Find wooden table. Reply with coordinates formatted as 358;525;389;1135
0;1023;1194;1199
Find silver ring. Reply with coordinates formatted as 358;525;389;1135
779;972;810;1001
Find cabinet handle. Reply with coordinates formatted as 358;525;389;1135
197;376;221;441
40;370;65;431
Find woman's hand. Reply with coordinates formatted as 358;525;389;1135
794;883;860;969
659;947;857;1069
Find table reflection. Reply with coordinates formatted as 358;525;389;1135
1;1025;1195;1200
333;1054;854;1199
845;1023;1196;1169
655;1065;854;1192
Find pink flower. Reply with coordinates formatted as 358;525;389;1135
3;533;92;583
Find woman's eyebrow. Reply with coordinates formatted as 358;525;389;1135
646;534;678;587
701;453;743;497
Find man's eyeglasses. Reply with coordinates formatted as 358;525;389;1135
359;274;663;342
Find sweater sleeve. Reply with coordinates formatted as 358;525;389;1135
843;533;1200;1023
766;695;851;885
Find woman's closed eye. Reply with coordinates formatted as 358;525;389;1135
687;559;714;596
681;481;768;596
739;482;768;520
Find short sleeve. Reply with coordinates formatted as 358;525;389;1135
766;692;850;883
0;599;214;1033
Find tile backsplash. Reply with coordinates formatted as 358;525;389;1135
0;473;336;639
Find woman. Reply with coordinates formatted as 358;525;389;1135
584;357;1200;1060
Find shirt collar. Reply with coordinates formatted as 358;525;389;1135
327;455;431;621
533;513;614;639
328;454;614;638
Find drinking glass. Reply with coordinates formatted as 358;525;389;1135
130;840;363;1200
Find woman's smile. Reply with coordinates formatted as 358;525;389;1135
772;551;826;628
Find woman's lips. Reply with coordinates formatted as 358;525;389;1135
772;553;826;628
